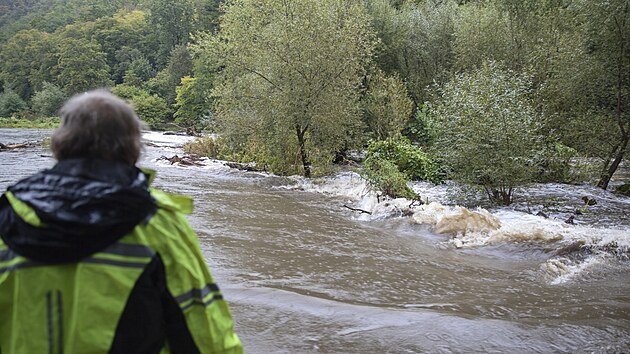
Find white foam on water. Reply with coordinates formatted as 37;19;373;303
542;255;605;285
144;147;629;283
285;171;373;201
142;131;196;147
284;171;629;284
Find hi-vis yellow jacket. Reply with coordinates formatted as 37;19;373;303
0;159;243;354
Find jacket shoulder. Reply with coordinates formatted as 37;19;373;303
150;188;193;215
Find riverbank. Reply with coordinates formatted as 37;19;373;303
0;117;60;128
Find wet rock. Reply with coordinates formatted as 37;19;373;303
564;215;575;224
536;211;549;218
554;240;586;256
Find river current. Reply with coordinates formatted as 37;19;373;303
1;128;629;353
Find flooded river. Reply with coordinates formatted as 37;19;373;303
1;129;629;353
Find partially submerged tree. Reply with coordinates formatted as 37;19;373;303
205;0;376;177
431;62;545;205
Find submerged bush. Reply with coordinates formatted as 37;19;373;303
534;142;580;183
183;136;223;158
431;62;545;205
362;157;418;199
362;137;441;199
366;137;442;183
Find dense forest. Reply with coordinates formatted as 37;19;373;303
1;0;629;204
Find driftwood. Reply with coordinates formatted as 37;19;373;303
343;204;372;215
223;161;265;172
157;154;204;166
0;142;37;151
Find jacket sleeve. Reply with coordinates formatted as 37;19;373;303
146;191;243;354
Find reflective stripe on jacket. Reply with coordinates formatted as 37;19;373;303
0;187;243;354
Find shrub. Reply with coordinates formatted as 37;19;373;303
0;89;27;117
534;142;580;183
362;157;418;199
111;85;171;128
404;103;436;147
31;82;65;117
0;117;60;128
183;136;222;158
431;62;545;205
366;137;442;183
363;69;413;140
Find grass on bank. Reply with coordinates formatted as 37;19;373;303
0;117;61;128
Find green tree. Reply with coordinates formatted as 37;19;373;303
453;1;511;72
363;69;413;140
90;10;158;78
53;38;112;95
541;0;630;190
0;89;27;117
123;56;153;86
400;1;455;105
578;0;630;190
0;29;53;99
146;0;194;64
174;76;208;134
431;62;545;205
207;0;377;177
112;84;170;128
31;82;66;117
146;45;193;104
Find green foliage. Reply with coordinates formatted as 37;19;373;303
174;76;209;133
183;136;223;158
111;84;170;128
146;0;195;64
431;62;545;205
363;69;413;140
453;1;511;72
208;0;377;177
0;89;27;117
616;184;630;197
146;45;193;104
31;82;65;117
533;142;580;183
0;117;60;128
368;0;455;105
403;103;436;147
362;156;418;200
130;93;170;129
0;29;53;99
53;38;112;95
366;137;442;183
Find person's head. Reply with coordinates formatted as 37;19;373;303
51;90;145;166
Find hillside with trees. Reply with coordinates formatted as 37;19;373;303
1;0;628;203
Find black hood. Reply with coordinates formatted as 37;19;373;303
0;159;157;263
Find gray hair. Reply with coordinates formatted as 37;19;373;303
51;90;145;165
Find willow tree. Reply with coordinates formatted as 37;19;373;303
431;62;545;205
203;0;376;177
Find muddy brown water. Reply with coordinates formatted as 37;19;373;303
1;129;629;353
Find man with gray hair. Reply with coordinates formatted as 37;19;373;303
0;90;243;353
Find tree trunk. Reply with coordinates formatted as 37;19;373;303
597;133;629;189
296;125;311;178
